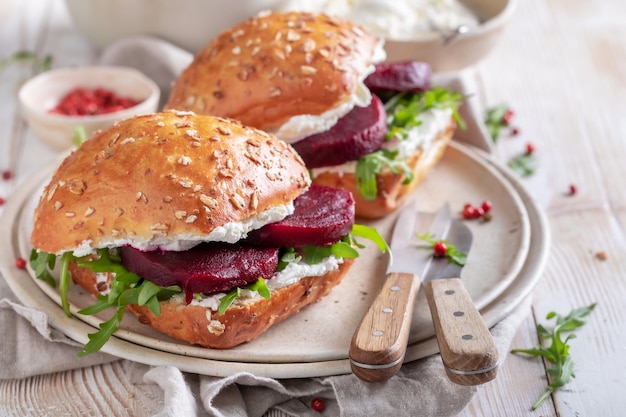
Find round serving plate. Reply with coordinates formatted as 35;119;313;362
0;141;545;378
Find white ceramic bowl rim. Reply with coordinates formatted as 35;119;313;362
18;65;160;123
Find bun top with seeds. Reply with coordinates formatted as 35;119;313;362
30;110;310;256
166;11;384;139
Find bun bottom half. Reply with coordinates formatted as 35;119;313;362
69;258;354;349
312;119;456;219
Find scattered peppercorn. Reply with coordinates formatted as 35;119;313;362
462;203;476;220
510;126;520;136
0;197;5;205
502;109;515;125
462;201;493;221
568;184;577;196
49;87;139;116
433;241;448;257
2;170;12;181
15;257;27;269
525;142;536;154
311;398;325;412
595;251;608;261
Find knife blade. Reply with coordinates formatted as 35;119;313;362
349;202;499;384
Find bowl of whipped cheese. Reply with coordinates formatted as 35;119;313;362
281;0;516;72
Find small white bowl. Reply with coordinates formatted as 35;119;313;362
19;66;160;150
383;0;516;72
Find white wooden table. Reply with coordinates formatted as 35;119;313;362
1;0;625;415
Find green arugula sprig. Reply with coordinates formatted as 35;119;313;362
511;303;597;410
508;151;536;177
355;149;413;201
30;248;181;356
72;125;88;147
484;104;511;143
30;250;57;288
385;88;466;140
355;88;465;200
0;51;52;74
218;278;270;315
415;232;467;266
75;249;180;356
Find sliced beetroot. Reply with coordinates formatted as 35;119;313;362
244;185;355;248
292;95;386;168
364;61;432;94
120;244;279;303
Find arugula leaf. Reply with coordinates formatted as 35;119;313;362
72;125;88;147
508;151;536;177
79;307;125;357
354;88;465;201
218;278;270;316
58;252;73;317
0;50;52;74
511;303;597;410
355;149;413;200
302;240;359;264
29;249;57;288
350;223;391;260
276;248;302;272
484;104;511;143
385;88;466;140
415;232;467;266
218;288;241;316
32;248;182;356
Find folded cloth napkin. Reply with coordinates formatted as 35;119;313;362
0;36;524;416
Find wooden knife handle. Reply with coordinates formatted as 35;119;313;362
424;278;499;385
349;272;421;382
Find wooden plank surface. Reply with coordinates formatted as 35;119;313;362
2;0;626;415
460;0;626;415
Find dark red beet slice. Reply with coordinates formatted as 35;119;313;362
292;95;386;168
364;61;432;94
245;185;355;248
120;243;278;303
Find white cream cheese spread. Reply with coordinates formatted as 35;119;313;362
72;202;294;257
282;0;480;41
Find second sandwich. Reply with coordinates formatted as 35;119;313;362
167;11;464;219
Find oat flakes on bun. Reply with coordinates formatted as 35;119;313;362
30;110;385;353
167;11;464;219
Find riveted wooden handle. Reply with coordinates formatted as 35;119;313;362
349;272;421;382
424;278;499;385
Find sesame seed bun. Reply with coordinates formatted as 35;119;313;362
30;110;310;256
166;11;382;133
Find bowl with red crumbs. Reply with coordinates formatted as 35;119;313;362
18;66;160;149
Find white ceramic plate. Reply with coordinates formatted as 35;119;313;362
0;141;541;377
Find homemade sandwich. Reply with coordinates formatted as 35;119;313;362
30;110;383;354
166;11;464;219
